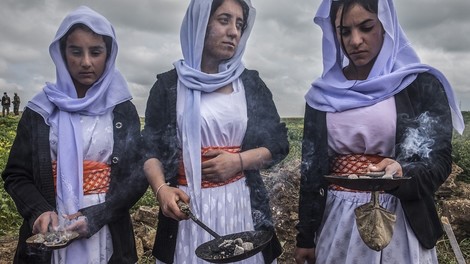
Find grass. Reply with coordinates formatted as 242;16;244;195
437;238;470;264
1;115;469;263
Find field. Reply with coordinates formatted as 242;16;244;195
1;114;469;263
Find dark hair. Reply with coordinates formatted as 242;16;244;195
59;23;112;61
210;0;250;33
330;0;378;28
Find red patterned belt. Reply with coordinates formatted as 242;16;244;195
52;160;111;195
329;154;384;192
177;146;245;188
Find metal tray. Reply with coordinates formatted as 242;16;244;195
26;231;79;250
324;175;410;191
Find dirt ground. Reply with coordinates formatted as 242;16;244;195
1;159;467;263
0;235;16;264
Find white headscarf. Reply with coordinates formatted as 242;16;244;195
305;0;464;134
174;0;256;214
27;6;132;215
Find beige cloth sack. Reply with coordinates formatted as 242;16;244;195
355;191;397;251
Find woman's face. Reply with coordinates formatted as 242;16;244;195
335;3;384;76
64;28;107;96
202;0;245;72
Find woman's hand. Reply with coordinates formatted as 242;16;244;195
201;149;241;183
32;211;59;234
156;185;190;221
294;247;316;264
368;158;403;177
64;212;89;238
144;158;190;221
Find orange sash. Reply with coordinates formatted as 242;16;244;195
177;146;245;188
329;154;384;192
52;160;111;195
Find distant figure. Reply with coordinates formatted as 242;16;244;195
13;93;20;115
2;92;11;117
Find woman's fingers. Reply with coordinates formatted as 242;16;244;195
368;158;403;177
32;211;57;234
202;151;240;182
65;216;89;237
49;211;60;231
159;187;190;221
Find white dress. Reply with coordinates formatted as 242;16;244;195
156;79;267;264
50;111;114;264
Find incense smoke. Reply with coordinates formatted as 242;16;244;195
398;112;436;160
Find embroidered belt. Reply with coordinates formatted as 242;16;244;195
329;154;384;192
177;146;245;188
52;160;111;195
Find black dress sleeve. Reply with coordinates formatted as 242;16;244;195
391;72;453;200
295;105;329;248
2;109;56;228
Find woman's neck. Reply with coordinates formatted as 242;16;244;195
74;81;90;98
200;57;233;93
343;57;377;80
201;58;219;74
343;65;369;80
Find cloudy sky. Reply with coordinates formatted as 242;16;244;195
1;0;469;117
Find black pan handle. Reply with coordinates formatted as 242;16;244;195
177;200;221;239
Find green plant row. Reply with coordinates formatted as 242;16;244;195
1;115;469;263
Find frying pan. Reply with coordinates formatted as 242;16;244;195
177;201;273;263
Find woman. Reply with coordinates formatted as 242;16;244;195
142;0;289;263
294;0;464;263
2;6;147;263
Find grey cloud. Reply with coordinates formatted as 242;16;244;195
0;0;469;117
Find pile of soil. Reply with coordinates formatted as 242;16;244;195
263;160;301;263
